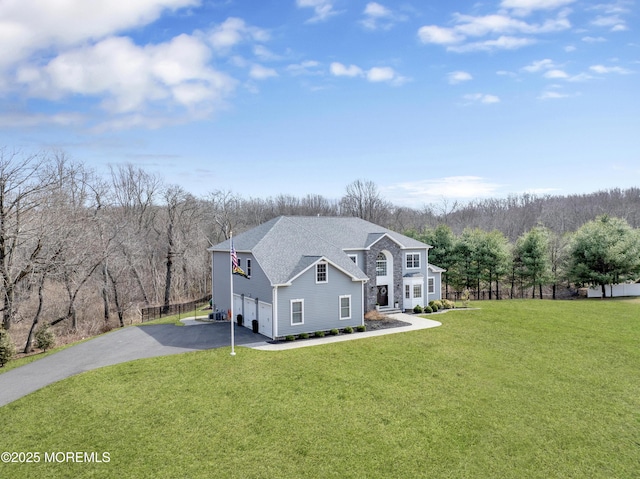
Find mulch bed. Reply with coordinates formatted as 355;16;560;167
364;317;411;331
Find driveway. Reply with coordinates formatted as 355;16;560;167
0;321;267;408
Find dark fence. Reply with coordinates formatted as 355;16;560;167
444;286;577;301
141;295;211;323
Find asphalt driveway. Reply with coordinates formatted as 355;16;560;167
0;321;267;407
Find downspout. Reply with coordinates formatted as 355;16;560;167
272;286;278;339
210;251;215;311
361;280;365;327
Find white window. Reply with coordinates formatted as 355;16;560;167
413;284;423;299
428;277;435;294
339;295;351;320
316;262;327;283
376;253;387;276
348;254;358;265
247;259;252;278
406;253;420;269
405;285;410;299
291;299;304;325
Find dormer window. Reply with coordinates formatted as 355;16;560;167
316;262;328;283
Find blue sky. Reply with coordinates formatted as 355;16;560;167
1;0;638;206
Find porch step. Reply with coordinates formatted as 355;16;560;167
378;308;403;315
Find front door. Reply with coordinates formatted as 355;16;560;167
377;285;389;307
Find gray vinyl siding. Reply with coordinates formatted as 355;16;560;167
211;251;272;314
276;263;363;337
428;271;443;300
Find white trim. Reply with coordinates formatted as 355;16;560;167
285;256;367;285
339;295;352;320
405;252;421;269
366;233;405;250
290;299;304;325
348;254;358;265
316;261;328;284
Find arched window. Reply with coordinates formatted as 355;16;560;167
376;252;387;276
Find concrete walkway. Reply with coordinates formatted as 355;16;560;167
0;313;440;408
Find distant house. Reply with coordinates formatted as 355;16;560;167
208;216;444;339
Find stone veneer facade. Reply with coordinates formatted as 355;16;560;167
364;236;403;311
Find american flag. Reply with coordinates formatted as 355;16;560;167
231;238;248;278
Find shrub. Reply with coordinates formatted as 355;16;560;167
442;299;455;309
423;305;433;314
298;333;309;339
430;300;443;311
430;304;438;312
460;289;471;307
35;324;55;352
314;331;325;338
285;335;296;341
343;326;353;334
356;325;366;332
329;329;339;336
0;328;15;367
413;305;423;314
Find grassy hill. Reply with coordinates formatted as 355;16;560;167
1;300;638;478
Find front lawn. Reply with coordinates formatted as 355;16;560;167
1;300;638;478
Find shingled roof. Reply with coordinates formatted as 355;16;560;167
209;216;432;286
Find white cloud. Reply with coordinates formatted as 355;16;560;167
463;93;501;104
590;64;632;74
418;6;571;53
417;26;465;45
296;0;339;23
544;69;569;79
330;62;364;77
286;60;322;76
16;34;235;116
500;0;576;16
361;2;407;30
249;64;278;80
208;17;270;51
330;62;407;85
582;36;607;43
448;36;536;53
522;58;557;72
382;176;503;205
591;14;626;30
367;66;395;82
538;90;571;100
448;71;473;84
253;45;279;61
0;0;198;70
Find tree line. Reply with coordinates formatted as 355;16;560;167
408;217;640;301
1;150;639;354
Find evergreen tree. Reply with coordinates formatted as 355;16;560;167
568;215;640;297
515;227;551;298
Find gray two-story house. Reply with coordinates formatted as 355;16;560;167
209;216;443;339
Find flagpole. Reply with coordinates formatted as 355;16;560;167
230;232;236;356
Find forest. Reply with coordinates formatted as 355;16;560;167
1;149;639;356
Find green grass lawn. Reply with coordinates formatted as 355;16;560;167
1;300;638;478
